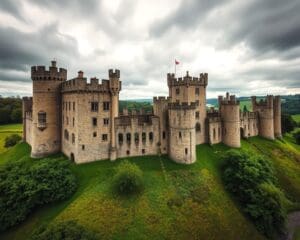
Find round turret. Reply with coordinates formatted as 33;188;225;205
31;60;67;158
219;93;240;148
168;102;196;164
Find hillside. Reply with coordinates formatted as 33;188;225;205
0;124;300;239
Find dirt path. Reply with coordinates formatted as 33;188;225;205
286;211;300;240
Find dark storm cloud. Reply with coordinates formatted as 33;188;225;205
0;23;79;80
224;0;300;53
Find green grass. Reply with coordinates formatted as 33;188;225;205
0;123;22;154
292;114;300;123
0;127;300;239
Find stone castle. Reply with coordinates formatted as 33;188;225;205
22;61;282;164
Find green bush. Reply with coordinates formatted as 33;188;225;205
222;150;287;238
112;161;144;195
0;159;77;231
293;130;300;145
4;134;22;148
281;114;297;133
31;220;98;240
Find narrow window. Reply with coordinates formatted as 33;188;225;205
126;150;130;155
72;133;75;144
91;102;98;112
103;102;110;111
142;132;146;143
196;123;201;132
134;132;139;143
185;148;188;155
195;88;200;95
149;132;153;141
67;117;69;125
195;111;200;119
179;131;182;139
218;128;221;137
93;132;97;137
73;102;75;111
38;111;46;125
213;128;216;140
118;133;123;144
82;145;85;150
73;117;75;127
64;129;69;140
162;131;166;139
103;118;109;125
69;102;71;110
176;88;180;95
92;117;97;126
142;149;145;154
102;134;108;141
126;133;131;143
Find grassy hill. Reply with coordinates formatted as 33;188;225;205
0;124;299;240
0;123;22;154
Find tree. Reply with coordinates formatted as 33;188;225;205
293;130;300;145
10;108;22;123
4;134;22;148
112;161;144;195
243;105;248;112
281;114;297;133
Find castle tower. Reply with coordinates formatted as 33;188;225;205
251;95;275;140
108;69;121;161
273;96;282;138
167;71;208;145
30;60;67;158
168;102;196;164
219;93;240;148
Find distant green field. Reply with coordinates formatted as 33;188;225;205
0;124;22;154
292;114;300;123
0;124;299;240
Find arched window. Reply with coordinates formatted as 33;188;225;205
134;132;139;143
118;133;123;144
149;132;153;141
72;133;75;144
213;128;216;140
196;123;201;132
64;129;69;140
142;132;146;143
126;133;131;143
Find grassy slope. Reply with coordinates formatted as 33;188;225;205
0;128;299;239
0;123;22;154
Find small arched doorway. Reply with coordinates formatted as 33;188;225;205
240;128;245;139
70;153;75;163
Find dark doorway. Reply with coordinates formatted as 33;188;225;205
240;128;245;139
70;153;75;162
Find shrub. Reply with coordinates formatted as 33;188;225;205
4;134;22;148
112;161;144;195
31;221;98;240
281;114;297;133
293;130;300;145
222;149;287;238
0;159;77;231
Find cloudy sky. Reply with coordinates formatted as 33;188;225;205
0;0;300;99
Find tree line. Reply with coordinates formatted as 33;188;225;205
0;96;22;124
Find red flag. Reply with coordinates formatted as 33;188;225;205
175;59;180;65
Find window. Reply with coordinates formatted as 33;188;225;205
179;131;182;139
38;111;46;125
195;111;199;119
195;88;200;95
218;128;221;137
134;132;139;143
73;117;75;127
196;100;199;106
72;133;75;144
64;129;69;140
126;133;131;143
149;132;153;141
176;88;180;95
185;148;188;155
68;102;71;110
91;102;98;112
118;133;123;144
162;131;166;139
73;102;75;111
67;117;69;125
92;117;97;126
103;102;110;111
103;118;109;125
196;123;201;132
213;128;216;140
126;150;130;155
102;134;108;141
93;132;97;137
142;132;146;143
82;145;85;150
142;149;145;154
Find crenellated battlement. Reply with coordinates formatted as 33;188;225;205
153;96;170;103
168;101;197;110
167;71;208;87
240;111;258;119
31;61;67;81
109;69;120;78
251;95;274;109
61;77;112;93
218;92;239;106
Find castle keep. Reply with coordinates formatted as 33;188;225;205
23;61;282;164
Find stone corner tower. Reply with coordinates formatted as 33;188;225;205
31;60;67;158
219;92;241;148
108;69;121;161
